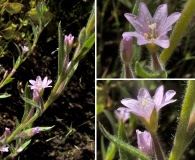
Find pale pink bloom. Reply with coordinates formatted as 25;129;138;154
123;2;181;48
64;34;74;46
118;85;176;122
29;76;52;92
114;110;130;122
136;130;153;156
31;127;40;134
5;127;10;138
21;46;29;52
0;145;9;152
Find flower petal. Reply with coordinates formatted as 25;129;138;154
138;2;152;23
153;85;164;108
160;12;181;34
153;4;168;27
117;107;131;113
137;88;152;100
164;90;176;101
124;13;147;33
121;98;138;108
154;38;170;48
123;32;150;45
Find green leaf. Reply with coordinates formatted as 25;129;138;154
2;78;14;86
105;142;117;160
99;122;150;160
19;139;31;151
21;96;39;108
135;61;167;78
21;82;31;123
58;22;65;76
86;4;95;38
14;43;22;56
118;121;133;160
101;136;106;160
73;33;95;61
5;2;24;14
23;125;55;133
0;93;11;99
78;27;87;45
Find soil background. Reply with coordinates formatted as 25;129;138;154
0;0;95;159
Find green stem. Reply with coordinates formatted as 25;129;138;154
151;53;162;71
0;25;43;89
6;110;39;143
124;63;134;78
151;133;165;160
159;0;195;65
169;80;195;160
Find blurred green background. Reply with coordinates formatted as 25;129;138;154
97;0;195;78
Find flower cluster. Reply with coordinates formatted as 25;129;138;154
123;2;181;48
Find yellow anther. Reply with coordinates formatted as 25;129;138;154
142;99;148;106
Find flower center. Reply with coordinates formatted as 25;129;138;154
144;22;157;41
141;99;148;106
37;82;42;87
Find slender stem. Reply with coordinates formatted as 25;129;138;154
6;110;39;143
0;25;43;89
169;80;195;160
160;0;195;65
151;133;165;160
151;53;162;71
124;63;134;78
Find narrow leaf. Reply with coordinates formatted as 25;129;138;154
2;78;14;86
99;122;150;160
0;93;11;99
73;33;95;61
19;139;31;151
23;125;55;133
21;96;39;108
58;22;65;76
21;82;31;123
118;121;133;160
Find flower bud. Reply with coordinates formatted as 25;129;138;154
136;130;153;157
120;35;134;63
64;34;74;54
114;110;130;123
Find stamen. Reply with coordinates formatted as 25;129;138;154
148;23;156;30
144;33;149;39
142;99;148;106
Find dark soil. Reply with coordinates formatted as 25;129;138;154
0;0;94;159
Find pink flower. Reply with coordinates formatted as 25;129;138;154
31;127;40;134
123;2;181;48
136;129;153;156
21;46;29;52
118;85;176;122
29;76;52;92
114;110;130;122
64;34;74;46
0;145;9;152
